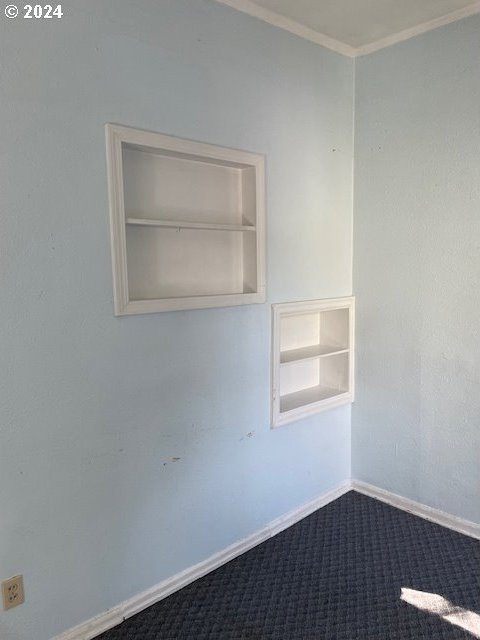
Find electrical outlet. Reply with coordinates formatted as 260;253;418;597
2;575;25;610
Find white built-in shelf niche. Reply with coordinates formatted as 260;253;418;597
271;297;355;427
105;124;266;315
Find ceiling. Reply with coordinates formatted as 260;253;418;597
215;0;480;56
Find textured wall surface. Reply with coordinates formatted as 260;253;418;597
0;2;354;638
353;15;480;523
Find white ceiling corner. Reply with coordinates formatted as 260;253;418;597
214;0;480;57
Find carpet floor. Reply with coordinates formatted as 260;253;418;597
97;491;480;639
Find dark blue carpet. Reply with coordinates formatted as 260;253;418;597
97;491;480;639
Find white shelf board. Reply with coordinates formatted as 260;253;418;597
280;345;349;365
280;385;346;414
126;218;256;232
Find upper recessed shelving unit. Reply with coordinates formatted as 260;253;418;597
272;297;355;427
105;124;266;315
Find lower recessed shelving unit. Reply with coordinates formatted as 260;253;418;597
271;297;355;427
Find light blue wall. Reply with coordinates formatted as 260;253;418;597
0;2;354;638
353;16;480;523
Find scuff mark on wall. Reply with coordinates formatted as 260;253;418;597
163;457;181;467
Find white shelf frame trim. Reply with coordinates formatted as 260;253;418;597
271;297;355;427
105;123;266;315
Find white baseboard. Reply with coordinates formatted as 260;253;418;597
53;479;480;640
53;480;351;640
352;480;480;540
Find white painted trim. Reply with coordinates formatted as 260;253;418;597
352;480;480;540
213;0;357;57
213;0;480;58
105;123;266;315
52;480;480;639
271;297;355;428
355;2;480;56
53;481;351;640
105;124;129;316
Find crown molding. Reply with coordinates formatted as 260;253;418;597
356;1;480;56
213;0;357;57
213;0;480;58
